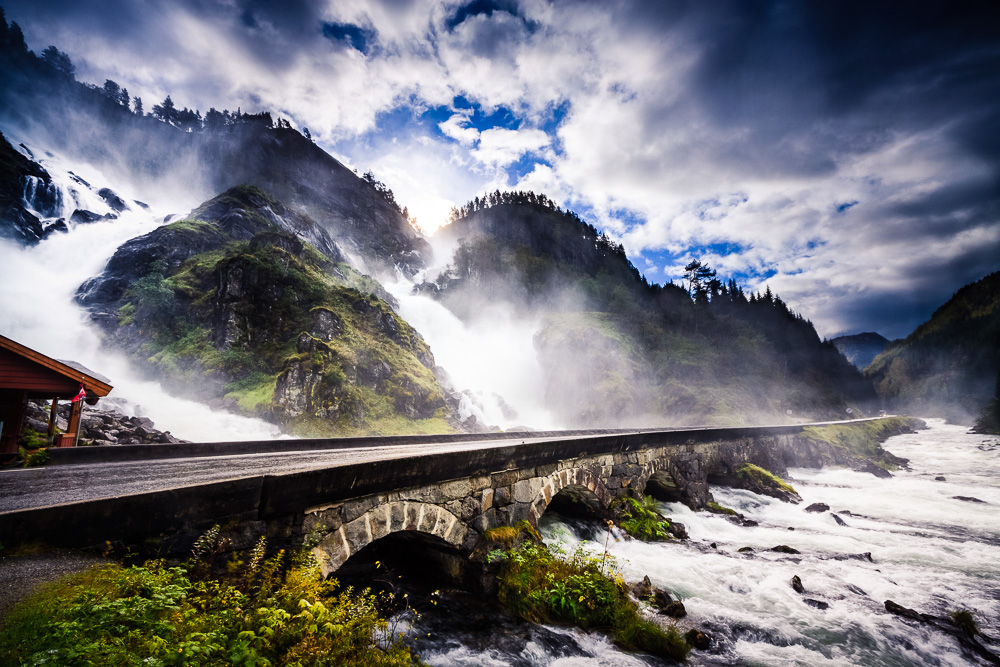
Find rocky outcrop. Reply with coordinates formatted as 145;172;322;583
23;399;187;446
77;185;450;436
0;132;48;245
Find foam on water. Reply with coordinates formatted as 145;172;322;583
535;420;1000;666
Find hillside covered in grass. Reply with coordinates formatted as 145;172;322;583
77;185;450;437
867;270;1000;423
420;195;876;427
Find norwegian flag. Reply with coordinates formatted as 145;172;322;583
71;383;87;403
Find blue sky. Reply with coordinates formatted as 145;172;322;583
5;0;1000;339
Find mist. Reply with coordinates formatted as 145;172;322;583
0;136;282;441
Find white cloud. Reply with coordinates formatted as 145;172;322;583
470;127;549;168
438;111;479;146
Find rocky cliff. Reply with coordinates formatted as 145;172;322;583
78;185;450;436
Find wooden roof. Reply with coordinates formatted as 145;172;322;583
0;334;113;399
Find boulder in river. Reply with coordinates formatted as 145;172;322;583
805;502;830;513
770;545;801;554
662;600;687;619
684;629;711;650
791;575;804;593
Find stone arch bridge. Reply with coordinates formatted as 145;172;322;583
2;421;899;579
299;427;801;579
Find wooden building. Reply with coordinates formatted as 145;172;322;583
0;334;113;459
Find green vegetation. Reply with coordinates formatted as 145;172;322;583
799;417;918;468
735;463;797;495
867;271;1000;421
106;186;450;437
613;495;673;541
951;609;979;636
0;532;420;667
705;501;738;516
429;196;877;428
493;539;690;662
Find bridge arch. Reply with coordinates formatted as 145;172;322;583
526;466;614;525
313;500;468;577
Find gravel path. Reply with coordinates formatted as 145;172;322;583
0;550;105;624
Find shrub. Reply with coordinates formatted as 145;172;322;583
0;532;419;667
613;495;673;541
495;538;690;662
22;448;49;467
951;609;979;636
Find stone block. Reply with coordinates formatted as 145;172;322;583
369;505;391;541
405;502;420;530
439;478;474;500
390;502;406;531
480;488;494;512
513;478;543;504
509;503;531;524
394;485;441;504
517;467;537;481
470;475;492;492
343;516;371;551
536;463;558;477
492;470;518;487
493;486;512;507
342;495;381;523
471;508;498;533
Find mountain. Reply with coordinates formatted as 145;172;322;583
0;23;428;278
867;270;1000;423
419;195;877;427
77;185;451;436
830;332;889;370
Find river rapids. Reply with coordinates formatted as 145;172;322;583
405;420;1000;666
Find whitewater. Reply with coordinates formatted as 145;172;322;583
417;420;1000;666
0;139;281;441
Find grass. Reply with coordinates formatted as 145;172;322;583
735;463;797;495
493;538;690;662
224;373;278;413
799;417;919;468
0;532;420;667
613;495;673;542
705;501;738;516
118;219;447;436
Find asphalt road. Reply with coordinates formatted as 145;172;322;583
0;434;582;513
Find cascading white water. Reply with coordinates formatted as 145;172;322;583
385;277;560;431
414;420;1000;666
0;140;282;442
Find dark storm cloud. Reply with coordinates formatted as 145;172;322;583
2;0;998;337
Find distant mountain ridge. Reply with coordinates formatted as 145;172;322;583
867;270;1000;423
830;332;889;370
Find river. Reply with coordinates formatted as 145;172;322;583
410;419;1000;666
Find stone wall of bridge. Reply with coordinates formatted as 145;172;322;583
307;433;797;577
